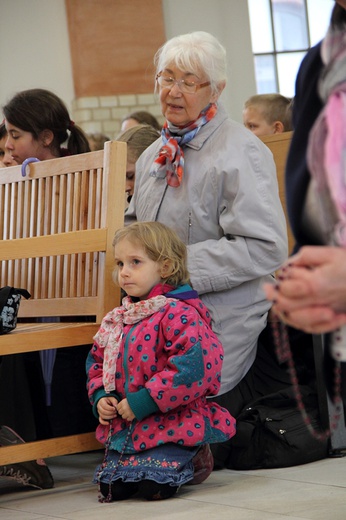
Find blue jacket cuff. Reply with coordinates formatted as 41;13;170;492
127;388;160;420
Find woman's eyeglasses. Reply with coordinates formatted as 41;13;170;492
156;72;211;94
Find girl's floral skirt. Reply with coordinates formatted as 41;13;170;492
94;443;199;487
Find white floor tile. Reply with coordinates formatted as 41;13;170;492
1;452;346;520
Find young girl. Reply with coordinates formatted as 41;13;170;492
86;221;236;502
3;88;90;164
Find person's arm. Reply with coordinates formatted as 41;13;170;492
86;347;121;418
285;42;324;251
188;141;288;295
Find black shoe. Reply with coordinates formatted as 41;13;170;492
0;425;54;489
139;480;179;501
99;480;139;501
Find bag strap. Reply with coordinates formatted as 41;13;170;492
16;288;31;300
0;286;31;309
0;286;14;309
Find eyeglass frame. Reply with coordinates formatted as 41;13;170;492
155;71;211;94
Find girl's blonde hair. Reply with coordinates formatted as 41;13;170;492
112;221;190;287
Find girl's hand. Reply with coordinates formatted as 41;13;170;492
116;398;135;422
97;396;118;425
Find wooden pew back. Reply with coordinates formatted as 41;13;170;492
0;141;126;464
260;131;295;255
0;141;125;324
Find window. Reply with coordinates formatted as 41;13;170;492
247;0;334;97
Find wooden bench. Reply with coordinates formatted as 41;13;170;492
0;140;126;465
260;131;294;255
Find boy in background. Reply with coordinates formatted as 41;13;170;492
243;93;293;137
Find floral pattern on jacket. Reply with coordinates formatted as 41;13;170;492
86;284;236;452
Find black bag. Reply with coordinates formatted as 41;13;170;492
229;385;328;470
0;286;31;334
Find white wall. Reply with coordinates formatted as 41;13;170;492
0;0;255;123
162;0;256;122
0;0;74;111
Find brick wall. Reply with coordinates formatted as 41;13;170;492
72;93;164;139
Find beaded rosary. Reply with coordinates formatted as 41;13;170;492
96;421;134;503
271;319;343;441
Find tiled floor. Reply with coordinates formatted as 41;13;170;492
0;451;346;519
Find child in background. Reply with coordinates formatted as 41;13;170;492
0;123;17;167
3;88;90;163
243;93;293;137
121;110;161;132
116;124;160;204
86;132;110;151
86;221;235;502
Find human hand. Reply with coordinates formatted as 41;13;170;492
116;398;135;422
97;396;118;425
263;246;346;334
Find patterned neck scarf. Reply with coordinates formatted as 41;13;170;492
94;294;177;393
151;103;217;187
307;26;346;246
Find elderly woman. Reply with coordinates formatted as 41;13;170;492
125;31;288;468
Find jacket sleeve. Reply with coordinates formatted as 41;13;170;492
188;139;288;295
86;344;120;418
127;306;223;417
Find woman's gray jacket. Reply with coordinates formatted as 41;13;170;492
125;103;288;395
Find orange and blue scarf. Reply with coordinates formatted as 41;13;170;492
151;103;217;187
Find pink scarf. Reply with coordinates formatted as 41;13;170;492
307;27;346;246
94;294;177;393
151;103;217;187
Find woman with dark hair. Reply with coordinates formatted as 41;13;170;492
0;89;93;491
3;88;90;163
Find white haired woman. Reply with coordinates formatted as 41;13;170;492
125;31;289;469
